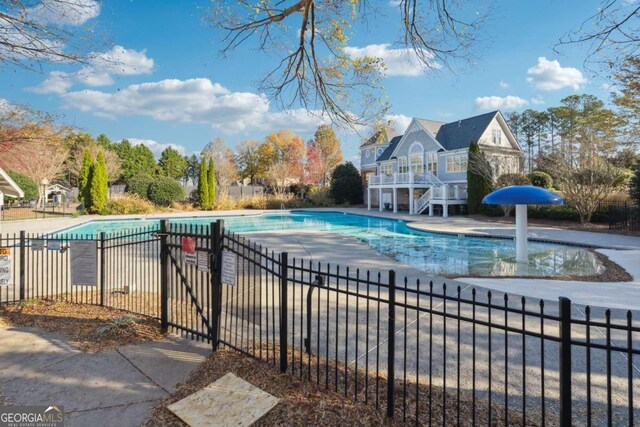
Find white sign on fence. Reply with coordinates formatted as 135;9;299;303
197;250;209;272
0;248;11;286
31;240;44;251
70;240;97;286
221;250;237;286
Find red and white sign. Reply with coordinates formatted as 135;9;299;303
182;237;197;266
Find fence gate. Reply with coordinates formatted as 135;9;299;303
158;220;217;343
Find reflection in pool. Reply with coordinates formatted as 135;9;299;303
54;211;603;278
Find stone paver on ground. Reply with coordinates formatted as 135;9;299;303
0;326;211;427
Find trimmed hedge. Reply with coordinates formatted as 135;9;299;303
147;176;185;206
527;205;609;223
126;173;155;199
527;171;553;189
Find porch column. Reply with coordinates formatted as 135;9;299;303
454;185;460;200
409;187;414;215
443;184;449;201
443;203;449;218
428;202;434;217
378;188;383;212
367;188;371;210
393;188;398;213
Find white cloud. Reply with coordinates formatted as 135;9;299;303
384;114;412;133
344;43;439;77
89;46;154;75
530;95;544;105
126;138;187;157
499;81;509;89
62;78;330;134
27;46;153;94
474;95;529;111
526;57;587;91
28;0;100;25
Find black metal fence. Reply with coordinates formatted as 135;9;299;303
0;202;76;221
0;220;638;425
605;201;640;233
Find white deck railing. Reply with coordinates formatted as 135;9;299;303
368;172;443;186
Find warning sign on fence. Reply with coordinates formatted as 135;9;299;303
221;250;236;286
70;240;97;286
182;237;197;266
0;247;11;286
197;251;209;272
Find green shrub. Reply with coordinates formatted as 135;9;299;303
330;162;363;205
101;194;156;215
198;158;210;209
308;186;334;207
126;173;154;199
630;161;640;205
78;149;93;203
527;171;553;189
6;170;39;201
147;176;185;206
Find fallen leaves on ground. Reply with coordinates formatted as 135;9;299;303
0;299;164;352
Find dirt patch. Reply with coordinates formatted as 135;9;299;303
0;299;165;352
145;346;539;427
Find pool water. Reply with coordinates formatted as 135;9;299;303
54;212;603;277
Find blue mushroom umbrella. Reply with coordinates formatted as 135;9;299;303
483;185;564;262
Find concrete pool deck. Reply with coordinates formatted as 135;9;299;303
2;207;640;309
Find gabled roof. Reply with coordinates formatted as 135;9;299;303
434;111;499;151
361;125;399;147
415;119;445;137
0;167;24;199
376;135;403;161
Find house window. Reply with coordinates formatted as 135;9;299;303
409;143;424;174
426;152;438;176
380;163;394;176
492;129;502;145
398;157;408;174
446;154;468;173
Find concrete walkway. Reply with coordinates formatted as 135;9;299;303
0;326;211;427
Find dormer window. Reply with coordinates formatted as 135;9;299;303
492;129;502;145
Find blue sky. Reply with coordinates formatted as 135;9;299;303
0;0;619;164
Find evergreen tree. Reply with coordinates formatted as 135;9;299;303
208;158;217;205
467;141;492;214
330;162;363;204
198;158;210;209
631;161;640;206
89;151;109;213
78;149;93;204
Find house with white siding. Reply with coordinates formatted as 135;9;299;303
360;111;522;216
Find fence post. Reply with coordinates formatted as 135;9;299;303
387;269;396;419
559;296;572;426
160;220;169;333
279;251;289;373
210;220;224;350
99;232;106;306
19;231;25;301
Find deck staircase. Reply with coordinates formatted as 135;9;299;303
414;188;434;214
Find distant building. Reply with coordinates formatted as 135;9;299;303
360;111;522;216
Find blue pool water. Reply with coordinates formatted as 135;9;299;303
54;212;602;277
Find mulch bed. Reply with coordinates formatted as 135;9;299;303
145;345;541;427
0;299;165;352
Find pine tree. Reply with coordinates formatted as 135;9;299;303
198;158;210;209
208;158;217;205
78;149;93;204
89;151;109;213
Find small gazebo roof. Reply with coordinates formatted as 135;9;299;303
0;167;24;198
483;185;564;205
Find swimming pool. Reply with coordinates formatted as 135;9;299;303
54;211;603;277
